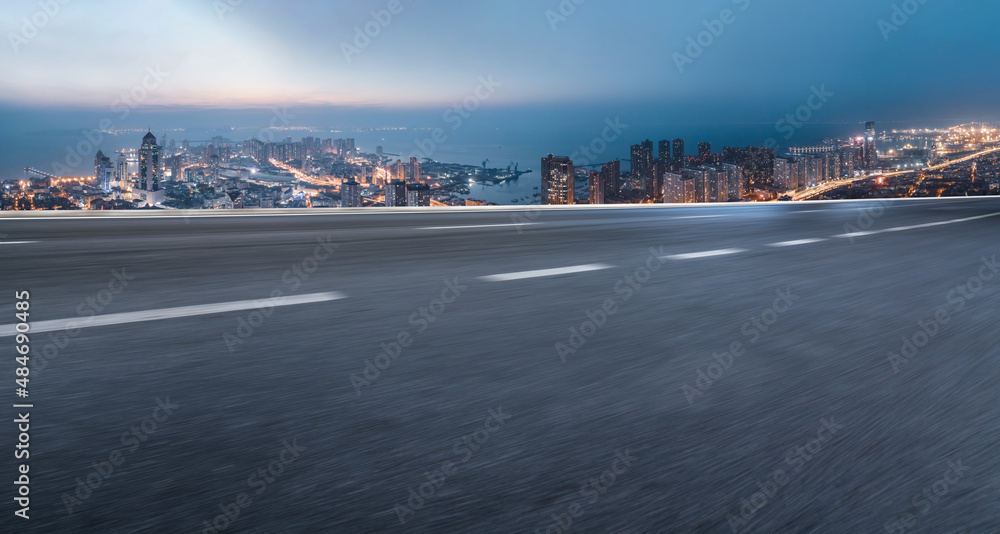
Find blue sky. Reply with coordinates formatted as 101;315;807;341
0;0;997;122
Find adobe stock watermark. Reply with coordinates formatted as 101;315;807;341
763;85;835;151
879;0;929;42
682;287;799;406
50;65;169;177
254;107;297;144
410;75;502;160
673;0;751;74
838;200;895;243
341;0;412;63
883;457;970;534
350;278;468;396
546;0;586;31
556;247;668;363
61;397;180;514
887;254;998;374
393;407;514;525
213;0;242;20
223;235;340;352
8;0;72;53
200;438;306;533
33;268;136;376
726;417;846;532
532;449;637;534
569;117;629;168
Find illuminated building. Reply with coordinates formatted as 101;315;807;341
631;140;654;196
136;132;165;206
408;156;422;184
385;179;406;207
722;163;743;200
340;180;361;208
864;121;877;170
601;159;620;201
589;171;605;204
699;142;712;161
773;158;791;189
94;150;113;192
672;139;685;172
406;183;431;206
541;154;575;205
663;171;684;203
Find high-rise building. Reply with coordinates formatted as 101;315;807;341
658;140;671;168
408;156;422;184
139;132;161;192
385;179;407;207
705;167;728;203
541;154;575;205
600;159;620;201
589;171;605;204
94;150;113;192
376;146;383;161
663;171;684;203
406;183;431;206
391;160;406;182
863;121;877;170
723;146;775;192
341;180;362;208
698;142;712;161
114;152;128;189
773;158;791;190
630;140;654;195
839;146;855;178
672;139;686;172
722;163;743;201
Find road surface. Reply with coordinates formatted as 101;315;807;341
1;199;999;533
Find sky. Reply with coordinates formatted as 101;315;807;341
1;0;998;119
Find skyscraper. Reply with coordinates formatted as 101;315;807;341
630;140;654;195
672;139;685;172
698;142;712;161
541;154;575;205
341;180;362;208
650;159;665;201
600;159;620;201
385;179;407;207
663;171;684;203
658;140;671;168
114;152;127;189
589;171;605;204
139;132;161;192
406;183;431;206
94;150;113;192
722;163;743;201
408;157;422;184
863;121;877;170
773;158;791;190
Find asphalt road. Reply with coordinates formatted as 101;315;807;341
1;198;999;533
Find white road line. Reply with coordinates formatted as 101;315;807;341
792;210;824;213
661;248;747;260
418;223;537;230
479;264;613;282
671;215;725;220
0;241;37;245
767;238;828;247
833;212;1000;239
0;292;347;337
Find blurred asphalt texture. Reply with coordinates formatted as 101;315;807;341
1;198;999;533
